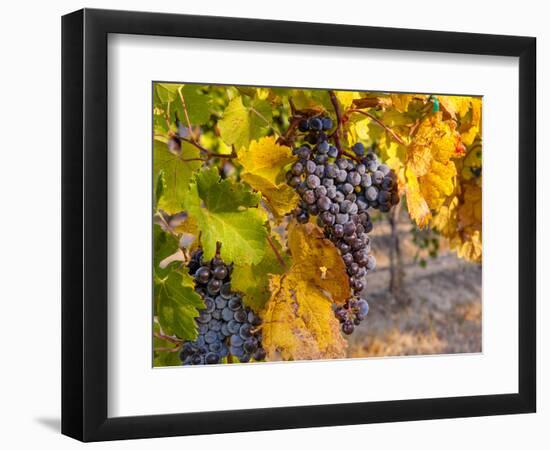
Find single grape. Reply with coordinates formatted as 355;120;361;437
243;337;259;353
342;321;355;335
204;297;215;313
230;334;244;347
239;354;251;363
310;117;322;131
322;117;333;130
248;311;261;326
195;266;211;284
213;265;228;280
239;323;253;339
228;296;242;311
207;278;222;295
317;140;330;154
221;307;234;322
227;320;240;335
352;142;365;156
365;186;378;202
205;330;219;344
234;309;247;323
298;119;309;132
252;348;267;361
230;346;244;357
306;174;321;189
317;196;331;211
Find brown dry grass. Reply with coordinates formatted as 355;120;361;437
349;328;446;358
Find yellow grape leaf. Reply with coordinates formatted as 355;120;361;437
408;145;432;177
405;168;431;228
456;230;482;263
438;96;472;120
260;222;352;361
354;117;372;140
390;94;415;113
335;90;359;110
460;98;482;146
287;222;351;305
262;274;347;361
431;196;459;236
419;160;457;211
291;90;328;112
432;184;482;263
409;112;461;165
238;137;300;217
458;184;482;228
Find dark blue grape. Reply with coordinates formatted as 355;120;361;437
227;320;240;334
239;323;253;339
205;352;220;364
195;266;210;284
234;309;247;323
252;348;266;361
309;117;322;131
352;142;365;156
247;311;262;326
322;117;333;130
222;307;234;322
205;330;218;344
229;334;244;347
317;140;330;154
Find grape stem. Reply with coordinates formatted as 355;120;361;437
347;109;406;146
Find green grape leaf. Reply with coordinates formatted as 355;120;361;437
155;83;179;103
218;95;272;151
174;84;213;127
155;269;204;341
183;167;268;265
154;170;166;210
153;138;202;214
153;322;182;367
231;235;289;311
153;224;180;278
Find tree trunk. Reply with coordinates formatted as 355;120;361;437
388;204;405;299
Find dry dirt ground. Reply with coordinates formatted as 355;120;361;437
346;219;482;358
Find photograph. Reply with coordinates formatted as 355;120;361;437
152;83;482;367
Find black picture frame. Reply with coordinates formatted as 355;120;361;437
62;8;536;442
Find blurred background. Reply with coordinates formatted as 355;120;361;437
348;207;481;357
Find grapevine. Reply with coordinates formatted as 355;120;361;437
151;83;483;366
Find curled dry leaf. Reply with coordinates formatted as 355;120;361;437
261;222;351;361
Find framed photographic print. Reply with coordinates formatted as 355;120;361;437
62;8;536;442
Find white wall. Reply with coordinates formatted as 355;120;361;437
0;0;546;448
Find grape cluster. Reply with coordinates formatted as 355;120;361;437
287;116;398;335
179;247;266;365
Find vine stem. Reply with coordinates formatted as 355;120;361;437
328;90;344;153
154;331;183;345
177;88;195;141
348;108;406;146
266;234;286;269
250;107;282;138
